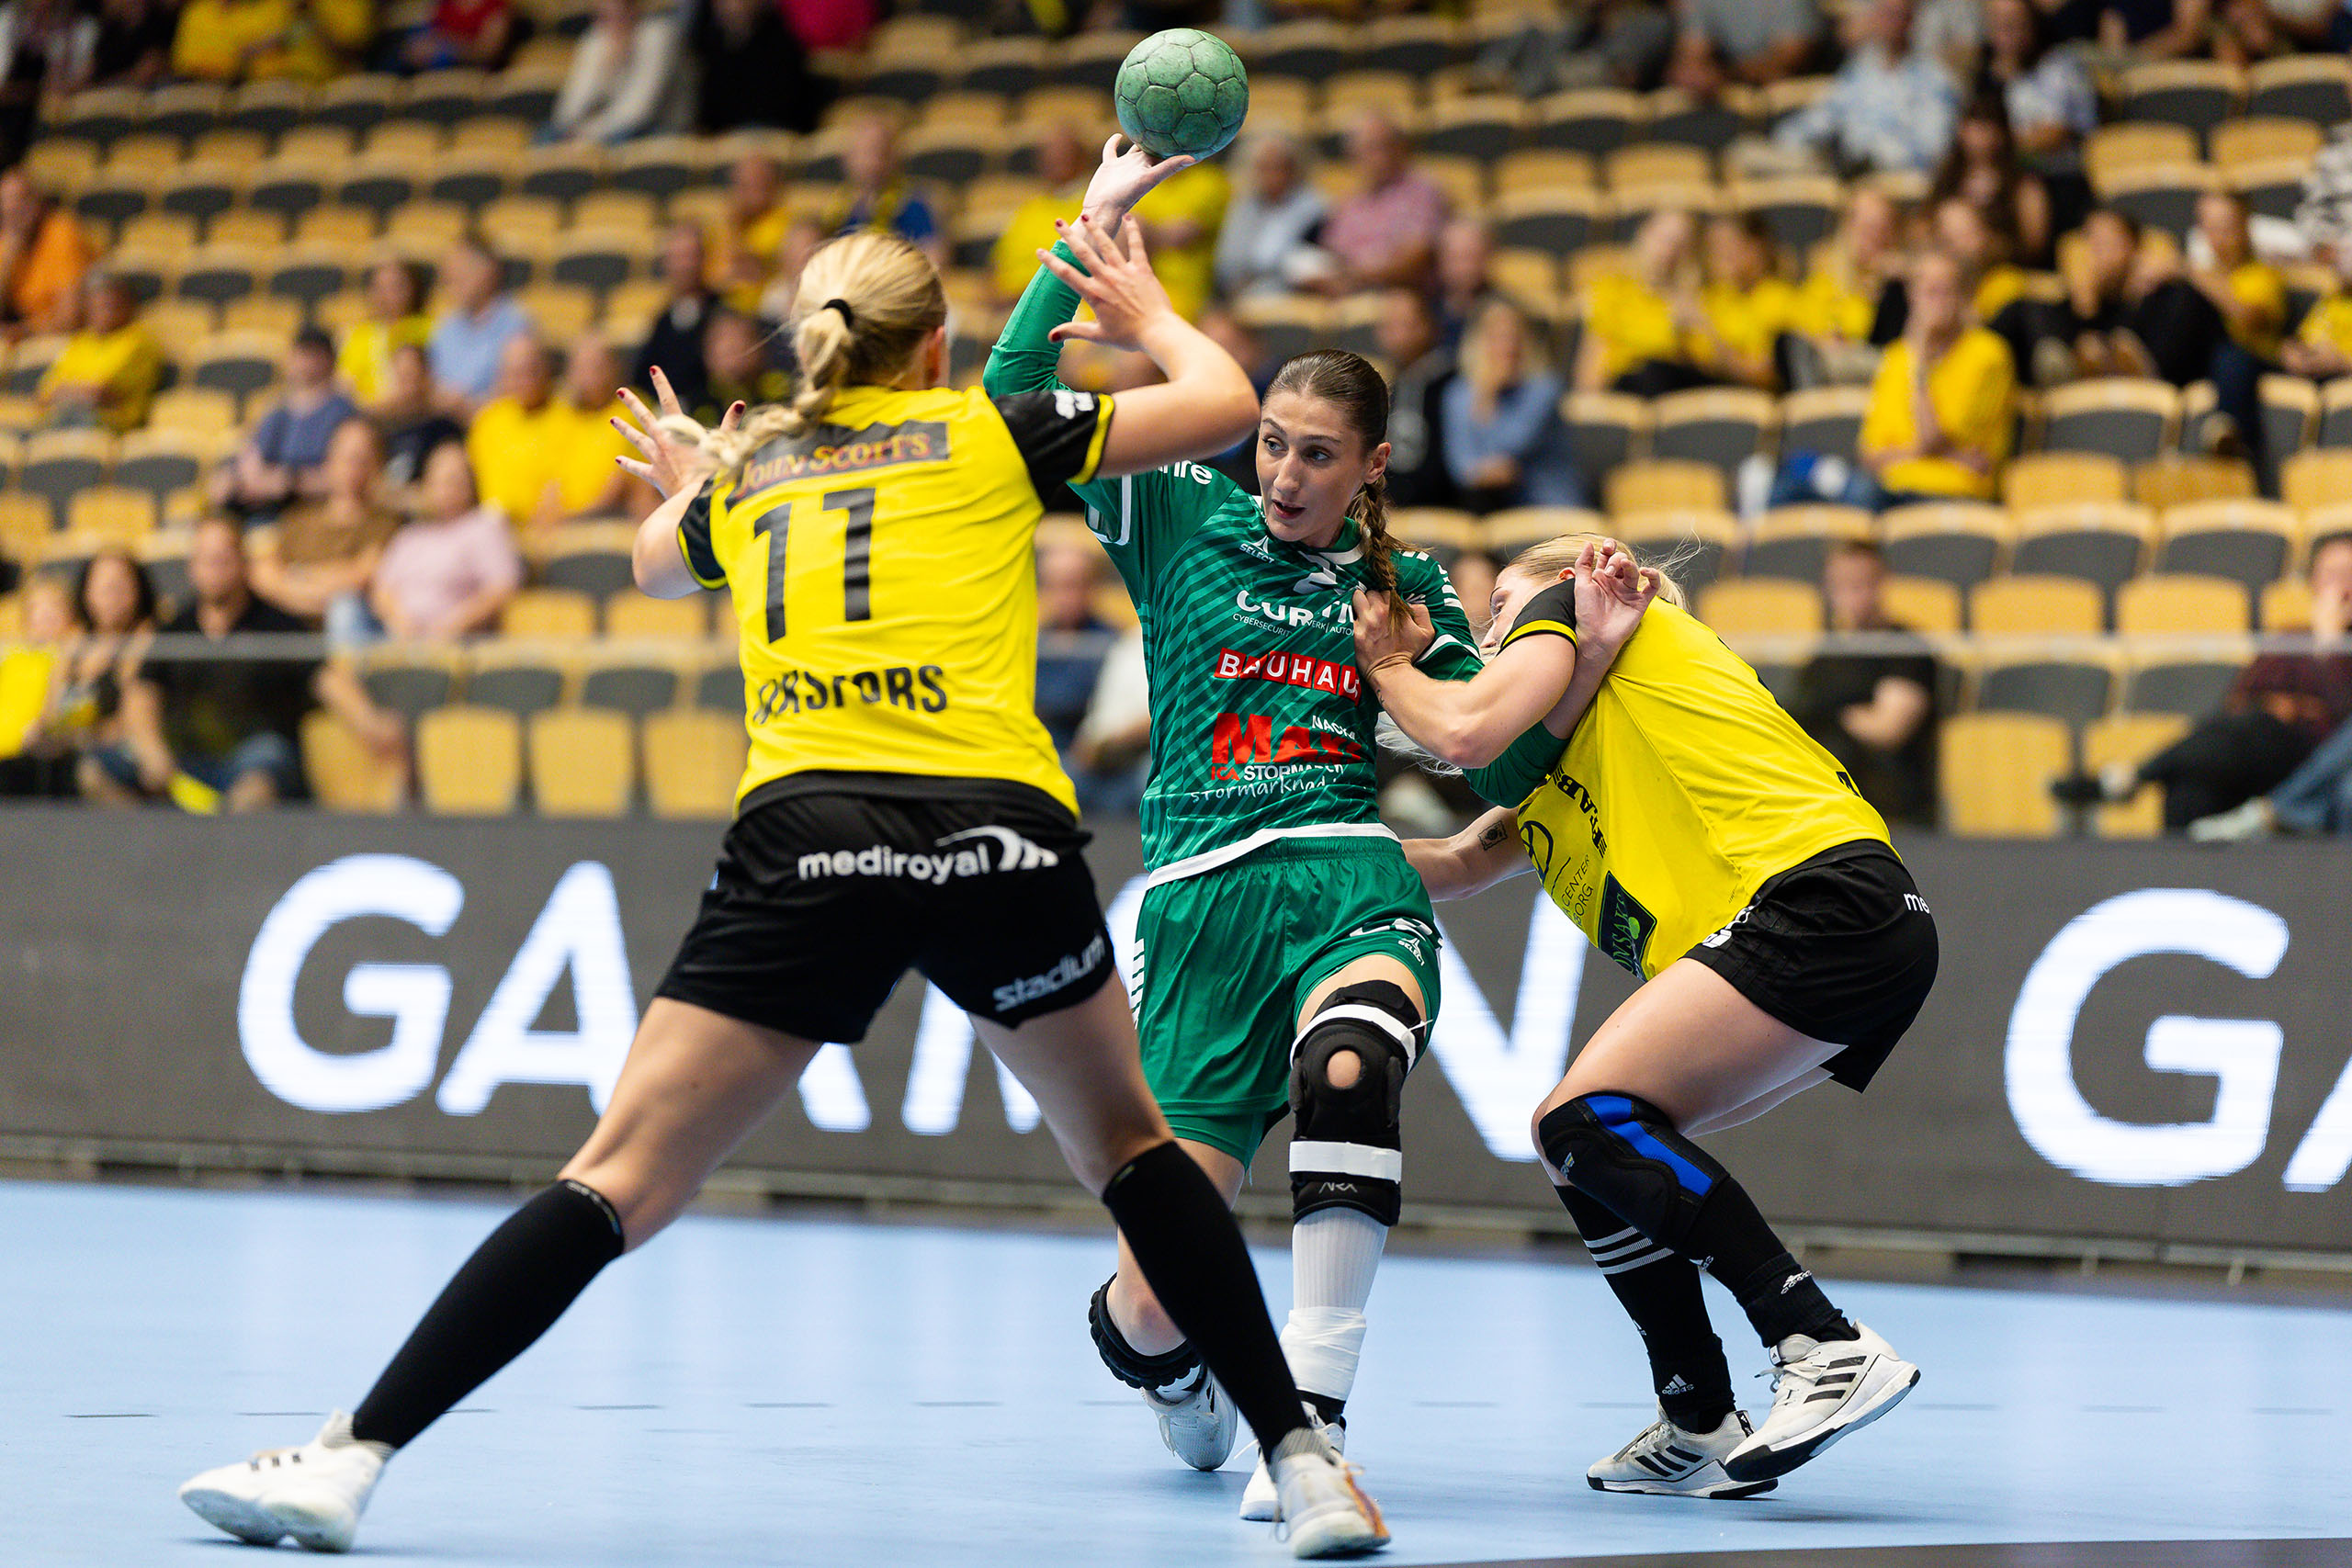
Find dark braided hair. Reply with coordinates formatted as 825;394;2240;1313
1266;349;1398;596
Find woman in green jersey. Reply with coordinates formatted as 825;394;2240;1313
988;140;1483;1516
1355;535;1936;1500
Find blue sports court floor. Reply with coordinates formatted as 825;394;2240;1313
6;1179;2347;1566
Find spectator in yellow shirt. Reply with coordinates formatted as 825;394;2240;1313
1693;212;1797;389
545;331;639;523
1857;248;2016;504
2283;285;2352;381
338;260;434;407
1789;186;1901;382
990;124;1090;308
467;333;639;531
2188;192;2285;362
1131;158;1230;323
0;170;93;336
0;573;76;797
38;275;162;432
172;0;370;82
1575;208;1709;396
708;152;794;316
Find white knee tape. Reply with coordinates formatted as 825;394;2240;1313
1280;1306;1370;1403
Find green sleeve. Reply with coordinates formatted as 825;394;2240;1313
983;242;1228;601
1399;552;1485;683
1464;720;1564;809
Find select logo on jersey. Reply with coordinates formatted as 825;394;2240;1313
992;931;1110;1014
797;825;1060;886
735;419;951;499
1209;713;1366;780
1212;648;1363;700
753;663;948;722
1596;875;1658;977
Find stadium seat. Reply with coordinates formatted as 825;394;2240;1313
266;252;350;311
2247;54;2350;123
276;125;356;164
157;164;243;234
502;587;598;639
175;247;268;311
135;527;192;607
2211;116;2323;175
188;331;281;411
517;284;596;343
2004;452;2127;509
360;653;458;720
1733;175;1840;254
116;212;200;254
2132;455;2254;509
19;430;113;532
693;662;742;716
1940;713;2071;837
1422;96;1523;164
1644;87;1750;153
2084;123;2200;187
549;231;642;297
528;708;635;818
1698;578;1821;635
103;132;182;182
1604;458;1724;515
1323;72;1424;120
535;525;637;600
2227;155;2308;223
147;388;239;440
5;333;67;396
2041;379;2179;464
2119;60;2244;138
1491;184;1604;256
2155;500;2297;590
1651;388;1775;487
2115;572;2249;635
1494;150;1596;193
463;649;571;719
605;592;710;641
2318;378;2352;449
1603;141;1712;194
2281;449;2352;513
2101;164;2219;241
2121;657;2244;716
311;74;397;137
384;202;471;253
65;486;154;545
1977;658;2115;728
1741;505;1872;582
48;85;143;151
1970;575;2104;636
2260;577;2313;631
1232;295;1332;367
2010;503;2155;600
1482;505;1603;556
580;657;684;716
247;163;333;230
2082;713;2190;838
957;37;1046;97
1882;575;1962;634
300;709;405;814
416;705;523;816
292;206;379;249
485;62;566;124
1533;88;1645;155
1390;508;1484;555
643;708;748;819
1779;385;1870;463
0;494;50;561
1556;392;1645;488
1612;508;1737;590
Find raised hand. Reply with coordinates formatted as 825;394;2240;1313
1080;134;1195;229
1352;587;1435;673
1040;214;1177;352
613;366;741;498
1571;539;1659;653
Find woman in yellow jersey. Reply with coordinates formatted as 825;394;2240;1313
176;218;1387;1562
1351;533;1937;1501
1789;188;1902;384
1691;214;1797;391
1576;209;1710;398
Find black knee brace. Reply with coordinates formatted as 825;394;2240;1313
1288;981;1422;1226
1087;1276;1199;1393
1535;1092;1729;1252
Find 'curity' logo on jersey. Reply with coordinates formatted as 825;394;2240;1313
1210;713;1367;780
1212;648;1363;700
796;825;1060;885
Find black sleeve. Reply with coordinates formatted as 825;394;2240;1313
991;388;1115;500
677;479;725;590
1497;579;1577;651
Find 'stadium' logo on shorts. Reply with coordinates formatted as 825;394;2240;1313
1596;875;1657;977
993;931;1109;1013
754;664;947;722
1208;713;1366;779
797;826;1059;885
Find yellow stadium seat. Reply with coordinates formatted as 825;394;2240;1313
1484;506;1606;555
2132;455;2255;510
104;133;185;180
1882;575;1962;634
2084;123;2200;188
148;388;241;439
2283;449;2352;513
1743;505;1873;582
1940;713;2072;838
117;212;200;253
1603;142;1712;192
2082;713;2191;839
1971;575;2105;636
2261;577;2314;632
277;125;359;164
1604;459;1724;516
65;487;155;545
367;122;446;162
528;708;635;818
416;705;522;815
385;202;472;252
642;709;747;820
2114;572;2249;635
1323;71;1424;118
292;207;379;248
222;297;305;338
571;190;660;233
1494;150;1597;192
0;493;51;565
1698;578;1822;635
1389;508;1484;554
2211;116;2322;174
605;592;709;641
301;709;407;813
517;283;596;344
502;587;598;639
2004;452;2127;509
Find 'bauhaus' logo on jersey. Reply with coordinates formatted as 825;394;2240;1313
797;826;1060;885
1212;648;1362;699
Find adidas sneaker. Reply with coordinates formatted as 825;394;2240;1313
1143;1365;1239;1472
178;1412;390;1552
1240;1411;1343;1520
1722;1321;1918;1483
1588;1405;1776;1499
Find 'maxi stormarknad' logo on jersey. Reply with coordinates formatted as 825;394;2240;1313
1209;713;1367;779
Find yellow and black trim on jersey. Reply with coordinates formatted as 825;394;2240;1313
1498;580;1577;652
994;387;1114;496
677;482;727;590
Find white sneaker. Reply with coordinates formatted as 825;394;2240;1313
1588;1405;1776;1499
1143;1365;1239;1472
1240;1411;1343;1520
1723;1321;1918;1483
2189;798;2275;842
178;1411;390;1553
1268;1426;1387;1559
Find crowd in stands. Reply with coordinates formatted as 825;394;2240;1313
2;0;2352;838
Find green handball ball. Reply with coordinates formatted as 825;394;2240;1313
1114;28;1249;162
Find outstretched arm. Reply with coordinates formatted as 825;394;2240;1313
1403;807;1532;901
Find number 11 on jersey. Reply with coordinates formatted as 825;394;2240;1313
751;485;877;643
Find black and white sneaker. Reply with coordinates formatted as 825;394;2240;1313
1722;1321;1918;1483
1588;1406;1776;1499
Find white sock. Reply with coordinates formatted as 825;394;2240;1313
1282;1208;1388;1408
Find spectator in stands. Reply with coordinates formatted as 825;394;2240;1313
338;259;432;410
1473;0;1676;96
1315;111;1449;296
545;0;682;145
1790;186;1904;382
1774;0;1962;176
2066;209;2230;389
550;331;638;521
1450;550;1501;639
391;0;517;73
1213;132;1328;303
2280;245;2352;380
693;309;788;429
1069;624;1149;818
91;515;399;811
1931;197;2033;330
1576;209;1706;397
78;0;175;90
1434;218;1499;352
1791;539;1939;826
370;342;465;491
1034;533;1110;760
992;125;1091;309
5;550;152;797
1928;93;2053;268
172;0;368;82
1669;0;1824;96
2090;0;2215;60
2059;532;2352;833
823;114;944;269
2178;190;2286;457
0;0;92;164
427;237;532;413
362;438;524;642
1983;0;2098;162
1443;299;1580;513
710;152;793;318
690;0;823;136
213;328;359;519
0;168;89;337
754;216;826;326
467;333;635;531
1378;287;1457;510
0;571;78;795
1693;212;1797;391
1133;159;1229;323
37;273;160;433
1855;247;2015;504
636;223;718;412
247;417;400;635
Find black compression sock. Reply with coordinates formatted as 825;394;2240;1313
1679;1176;1855;1348
1101;1141;1307;1453
350;1179;626;1450
1556;1186;1735;1430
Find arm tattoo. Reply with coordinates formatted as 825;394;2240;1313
1476;818;1513;850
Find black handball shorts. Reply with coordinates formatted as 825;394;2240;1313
1682;840;1938;1092
656;773;1118;1044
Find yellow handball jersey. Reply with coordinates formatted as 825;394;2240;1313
676;381;1114;815
1464;582;1891;979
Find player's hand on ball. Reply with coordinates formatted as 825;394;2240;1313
1352;588;1435;673
1081;134;1194;229
1041;215;1175;351
614;366;738;498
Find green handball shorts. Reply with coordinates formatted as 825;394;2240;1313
1133;838;1443;1167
